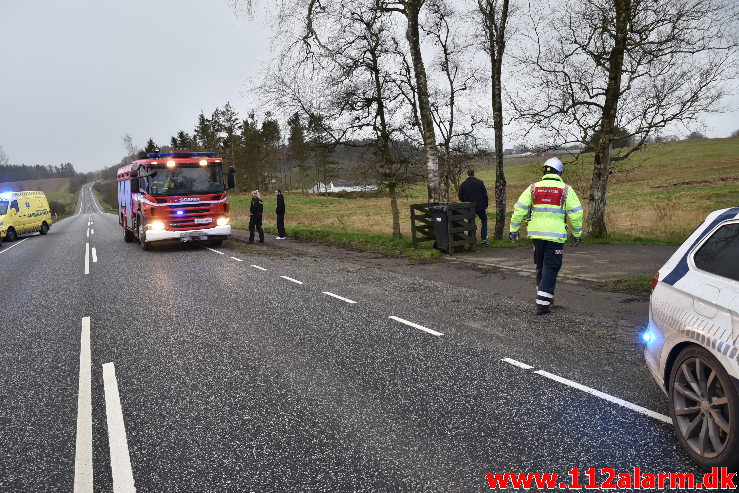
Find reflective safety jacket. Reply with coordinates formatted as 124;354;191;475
510;174;583;243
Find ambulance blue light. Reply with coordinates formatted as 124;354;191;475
176;210;184;216
0;192;12;200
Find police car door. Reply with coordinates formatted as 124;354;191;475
687;219;739;348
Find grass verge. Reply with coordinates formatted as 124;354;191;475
236;224;442;261
601;277;653;293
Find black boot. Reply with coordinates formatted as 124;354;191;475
535;304;550;315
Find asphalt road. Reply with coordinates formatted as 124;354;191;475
0;183;704;492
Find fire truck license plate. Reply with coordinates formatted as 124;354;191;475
194;218;213;224
180;232;208;241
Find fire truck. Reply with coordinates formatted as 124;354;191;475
117;150;235;250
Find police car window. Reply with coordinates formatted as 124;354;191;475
694;223;739;282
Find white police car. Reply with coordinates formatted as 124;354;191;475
645;207;739;470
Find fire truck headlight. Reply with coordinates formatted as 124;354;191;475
217;217;229;226
166;160;176;168
149;221;165;231
199;159;208;166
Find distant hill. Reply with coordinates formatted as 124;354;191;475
0;177;71;194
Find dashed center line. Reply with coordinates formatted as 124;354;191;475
322;292;357;304
500;358;672;424
84;243;90;275
389;316;443;337
280;275;303;285
251;265;267;271
501;357;534;370
204;247;224;255
92;248;98;263
230;256;243;262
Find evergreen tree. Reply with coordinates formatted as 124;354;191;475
287;112;308;193
261;114;281;191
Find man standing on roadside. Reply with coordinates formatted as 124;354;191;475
248;190;265;244
508;157;583;315
458;169;489;244
275;189;287;240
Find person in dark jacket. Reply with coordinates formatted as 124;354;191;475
458;169;489;243
275;189;286;239
248;190;265;243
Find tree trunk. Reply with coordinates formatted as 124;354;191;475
405;1;443;203
479;0;510;240
492;49;506;240
388;181;401;239
586;0;630;238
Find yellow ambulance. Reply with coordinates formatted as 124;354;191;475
0;191;53;242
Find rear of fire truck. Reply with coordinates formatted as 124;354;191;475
117;150;235;250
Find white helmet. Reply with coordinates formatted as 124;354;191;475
543;157;563;174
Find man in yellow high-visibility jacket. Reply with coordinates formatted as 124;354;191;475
509;157;584;315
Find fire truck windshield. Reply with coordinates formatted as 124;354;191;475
145;164;224;196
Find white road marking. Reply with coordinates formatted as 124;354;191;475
74;317;93;493
86;228;90;238
204;247;224;255
281;275;303;285
251;265;267;271
92;248;98;263
388;316;443;337
501;357;534;370
322;292;357;304
533;370;672;424
91;229;94;235
230;256;243;262
102;363;137;492
84;243;90;275
0;237;28;255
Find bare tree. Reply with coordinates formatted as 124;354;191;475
378;0;445;203
513;0;739;237
478;0;512;240
295;0;422;237
425;1;484;195
0;146;8;166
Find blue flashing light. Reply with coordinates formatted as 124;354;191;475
176;210;184;216
147;152;217;158
642;330;654;344
0;192;13;200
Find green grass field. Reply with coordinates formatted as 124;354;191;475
229;137;738;248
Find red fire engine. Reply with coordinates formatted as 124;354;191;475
117;150;235;250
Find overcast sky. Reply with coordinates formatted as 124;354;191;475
0;0;737;173
0;0;269;172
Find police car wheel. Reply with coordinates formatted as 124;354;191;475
668;346;739;471
5;228;17;242
39;222;49;235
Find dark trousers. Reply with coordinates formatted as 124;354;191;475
276;213;286;237
249;217;264;242
467;210;488;240
533;239;564;306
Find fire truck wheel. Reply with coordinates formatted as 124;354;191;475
138;217;151;251
123;227;135;243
